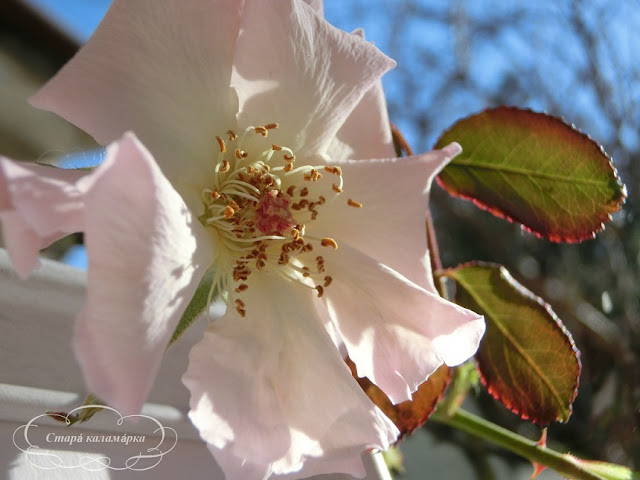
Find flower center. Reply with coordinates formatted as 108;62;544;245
255;189;295;235
199;124;358;317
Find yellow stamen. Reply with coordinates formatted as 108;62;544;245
216;136;226;153
224;205;236;218
324;165;342;176
304;169;322;181
321;238;338;249
219;160;230;173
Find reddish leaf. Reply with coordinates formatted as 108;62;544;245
435;107;626;243
348;359;451;439
442;263;581;424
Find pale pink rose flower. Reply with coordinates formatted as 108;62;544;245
1;0;485;478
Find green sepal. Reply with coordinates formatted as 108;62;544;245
438;360;481;418
169;268;217;347
47;393;105;426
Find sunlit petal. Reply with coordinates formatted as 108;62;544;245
233;0;395;158
184;273;397;478
74;133;214;415
0;159;85;277
322;242;485;403
30;0;242;184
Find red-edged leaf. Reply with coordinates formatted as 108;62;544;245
348;359;451;439
441;263;581;424
435;107;626;243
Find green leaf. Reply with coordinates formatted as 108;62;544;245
168;268;216;346
442;263;581;424
435;107;626;243
348;358;451;439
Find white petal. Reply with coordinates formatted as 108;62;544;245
211;445;367;480
0;158;85;277
30;0;242;184
233;0;395;158
73;133;214;415
0;212;43;277
311;145;462;291
321;243;485;404
327;30;396;161
302;0;323;16
183;273;397;479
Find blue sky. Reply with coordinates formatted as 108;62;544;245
26;0;109;40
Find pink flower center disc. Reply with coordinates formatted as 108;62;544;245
255;190;295;235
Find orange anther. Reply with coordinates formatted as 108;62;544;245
321;238;338;249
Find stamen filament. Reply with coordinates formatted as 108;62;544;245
221;179;261;195
219;189;260;203
220;233;286;243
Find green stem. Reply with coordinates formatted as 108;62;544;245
430;408;604;480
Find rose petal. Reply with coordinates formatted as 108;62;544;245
209;453;270;480
322;242;485;404
73;133;214;415
303;0;323;15
0;158;86;278
183;273;397;478
327;30;396;161
311;145;462;291
212;445;368;480
233;0;395;158
327;79;396;161
30;0;242;184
